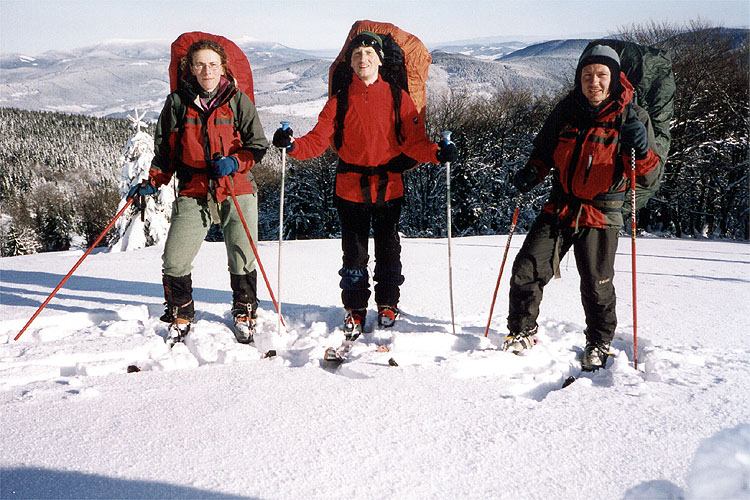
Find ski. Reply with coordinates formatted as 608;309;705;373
323;339;395;365
324;333;361;364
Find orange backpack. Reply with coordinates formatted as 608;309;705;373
328;20;431;121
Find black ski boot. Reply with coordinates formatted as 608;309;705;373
581;341;612;371
343;309;366;340
502;325;538;353
230;272;258;344
160;274;194;346
166;316;192;346
377;305;399;328
232;302;256;344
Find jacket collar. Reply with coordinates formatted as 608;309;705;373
349;72;384;93
180;75;236;111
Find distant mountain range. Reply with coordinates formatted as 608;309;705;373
0;36;589;134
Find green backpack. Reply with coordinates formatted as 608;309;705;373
584;39;676;213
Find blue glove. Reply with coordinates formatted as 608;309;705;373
210;154;239;178
127;180;157;209
621;106;649;159
436;139;458;163
127;180;157;199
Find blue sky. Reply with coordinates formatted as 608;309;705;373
1;0;748;55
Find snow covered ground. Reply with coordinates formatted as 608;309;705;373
1;234;748;499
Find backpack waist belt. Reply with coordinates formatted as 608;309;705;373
337;154;415;206
557;191;625;213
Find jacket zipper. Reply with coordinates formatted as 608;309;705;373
583;155;593;184
567;128;588;195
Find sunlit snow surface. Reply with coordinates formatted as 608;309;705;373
1;235;748;499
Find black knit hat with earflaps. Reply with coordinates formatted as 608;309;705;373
346;30;385;63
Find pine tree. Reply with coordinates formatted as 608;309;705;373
283;151;339;239
0;220;41;256
110;110;175;251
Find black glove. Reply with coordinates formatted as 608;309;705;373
621;106;649;159
513;167;538;193
436;140;458;163
272;127;294;150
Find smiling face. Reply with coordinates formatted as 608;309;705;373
580;63;612;107
190;49;225;92
350;46;382;85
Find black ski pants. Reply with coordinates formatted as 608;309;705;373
337;200;405;310
507;212;619;344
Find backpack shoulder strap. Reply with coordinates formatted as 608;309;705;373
228;91;240;132
170;92;188;130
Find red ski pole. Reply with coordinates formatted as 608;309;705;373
226;177;286;331
15;198;135;341
484;206;520;337
630;151;638;370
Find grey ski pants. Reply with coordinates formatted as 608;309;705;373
162;194;258;277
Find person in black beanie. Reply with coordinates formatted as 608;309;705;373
504;44;660;371
272;29;456;336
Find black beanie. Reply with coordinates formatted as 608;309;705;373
576;44;621;94
347;30;385;63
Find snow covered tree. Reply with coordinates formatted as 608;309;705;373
283;150;339;239
402;88;555;238
110;110;175;252
0;215;40;256
0;107;129;256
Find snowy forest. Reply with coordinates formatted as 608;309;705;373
0;23;747;257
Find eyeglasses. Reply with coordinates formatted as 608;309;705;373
192;62;222;73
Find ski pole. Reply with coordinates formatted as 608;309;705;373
226;176;286;332
278;121;291;337
15;197;136;341
630;149;638;370
442;131;456;335
484;206;520;338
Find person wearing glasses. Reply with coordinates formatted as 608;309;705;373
129;39;268;345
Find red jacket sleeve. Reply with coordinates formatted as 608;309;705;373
288;97;337;160
398;90;439;164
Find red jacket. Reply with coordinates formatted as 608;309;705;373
289;74;439;204
150;77;268;203
528;74;660;228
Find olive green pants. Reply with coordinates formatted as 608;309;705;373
162;194;258;277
